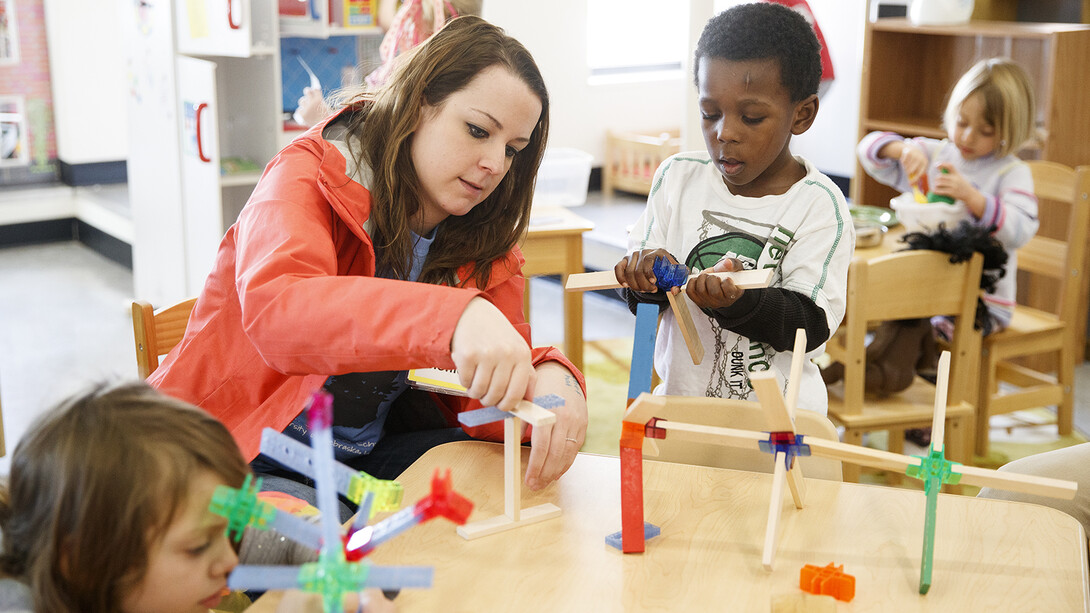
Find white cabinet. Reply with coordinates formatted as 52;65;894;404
127;0;376;304
175;0;278;57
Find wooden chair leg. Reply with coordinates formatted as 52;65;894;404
886;429;905;485
841;428;863;483
943;415;966;495
1058;344;1075;436
975;349;999;457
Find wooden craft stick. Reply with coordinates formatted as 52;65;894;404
750;373;794;433
564;267;774;292
804;437;922;474
654;420;766;449
666;291;704;365
763;451;788;571
952;465;1078;499
622;393;667;426
505;416;520;521
750;371;806;508
930;351;951;453
784;329;807;419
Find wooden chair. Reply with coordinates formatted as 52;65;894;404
825;250;984;483
974;162;1090;456
131;298;197;378
602;129;681;197
646;396;844;481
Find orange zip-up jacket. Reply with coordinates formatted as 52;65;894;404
149;114;584;460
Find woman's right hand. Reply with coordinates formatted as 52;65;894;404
614;248;680;294
451;297;535;412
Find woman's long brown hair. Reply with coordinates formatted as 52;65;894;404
340;15;550;288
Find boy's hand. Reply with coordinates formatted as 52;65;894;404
615;249;681;294
686;257;747;310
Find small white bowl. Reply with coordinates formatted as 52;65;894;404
889;193;966;234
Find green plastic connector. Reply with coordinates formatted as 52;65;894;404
298;552;371;613
906;448;962;594
347;471;404;516
209;474;275;542
926;167;956;205
906;448;962;491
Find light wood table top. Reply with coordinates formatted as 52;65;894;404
354;441;1088;611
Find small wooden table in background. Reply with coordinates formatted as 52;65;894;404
520;206;595;372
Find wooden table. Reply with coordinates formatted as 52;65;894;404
359;441;1088;611
520;206;595;372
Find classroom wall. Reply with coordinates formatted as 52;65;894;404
41;0;127;165
490;0;866;180
683;0;866;180
482;0;688;164
38;1;864;182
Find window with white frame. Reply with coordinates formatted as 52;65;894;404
586;0;687;77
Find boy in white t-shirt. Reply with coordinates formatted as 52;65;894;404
614;2;854;415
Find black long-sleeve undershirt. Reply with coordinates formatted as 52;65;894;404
621;286;830;353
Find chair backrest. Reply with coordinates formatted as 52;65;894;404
647;396;844;481
131;298;197;379
1019;162;1090;339
838;250;984;411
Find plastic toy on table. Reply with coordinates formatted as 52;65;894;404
209;390;473;613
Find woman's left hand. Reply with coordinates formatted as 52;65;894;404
522;361;588;491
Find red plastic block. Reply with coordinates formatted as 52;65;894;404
620;446;645;553
620;420;645;449
800;562;855;602
645;417;667;440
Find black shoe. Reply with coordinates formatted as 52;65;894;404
905;427;932;447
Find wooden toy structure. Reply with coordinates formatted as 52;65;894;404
613;322;1078;594
565;265;774;364
209;391;472;613
407;368;565;539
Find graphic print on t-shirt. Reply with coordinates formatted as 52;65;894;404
684;209;791;399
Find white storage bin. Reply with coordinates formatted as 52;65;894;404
890;192;967;234
533;148;593;207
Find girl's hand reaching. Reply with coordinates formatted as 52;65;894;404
932;162;986;217
898;141;928;183
451;297;535;412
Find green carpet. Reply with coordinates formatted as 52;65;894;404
578;337;1086;495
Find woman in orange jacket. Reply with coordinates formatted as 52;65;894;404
149;16;587;519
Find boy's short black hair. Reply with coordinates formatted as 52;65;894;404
694;2;822;102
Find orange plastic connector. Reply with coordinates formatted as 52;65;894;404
800;562;855;602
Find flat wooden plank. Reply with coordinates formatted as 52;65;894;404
565;267;774;292
666;291;704;365
456;503;561;540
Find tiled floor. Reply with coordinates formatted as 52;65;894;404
1;184;1088;477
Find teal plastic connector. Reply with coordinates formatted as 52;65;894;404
906;447;962;492
209;474;274;542
298;552;370;613
906;448;962;594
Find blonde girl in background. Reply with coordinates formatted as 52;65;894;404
857;57;1038;337
0;382;392;613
